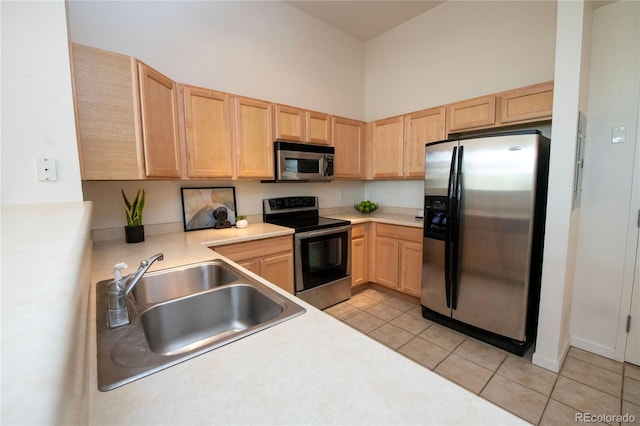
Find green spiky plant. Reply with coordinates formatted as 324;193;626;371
122;188;146;227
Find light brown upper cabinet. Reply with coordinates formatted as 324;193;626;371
180;85;234;179
446;81;554;134
499;81;554;125
332;116;366;179
403;107;446;178
71;44;181;179
306;111;332;145
234;96;274;179
274;104;305;142
274;105;332;146
371;116;404;178
138;62;181;178
71;43;145;180
447;95;496;133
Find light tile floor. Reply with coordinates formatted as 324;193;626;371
324;284;640;425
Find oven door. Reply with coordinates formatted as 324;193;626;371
294;225;351;293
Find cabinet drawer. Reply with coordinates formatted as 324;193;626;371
351;223;366;239
376;223;422;243
212;235;293;262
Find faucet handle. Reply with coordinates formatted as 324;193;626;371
113;262;129;283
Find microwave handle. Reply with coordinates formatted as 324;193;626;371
323;155;333;177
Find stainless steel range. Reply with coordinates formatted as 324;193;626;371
263;196;351;309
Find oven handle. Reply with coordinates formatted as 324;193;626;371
294;225;352;240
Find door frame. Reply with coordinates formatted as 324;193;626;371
615;83;640;363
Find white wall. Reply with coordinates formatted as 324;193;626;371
85;180;364;230
533;0;592;373
364;0;557;121
67;0;367;230
361;0;557;211
67;0;364;119
0;1;83;205
570;0;639;359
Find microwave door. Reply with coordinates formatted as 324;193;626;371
278;151;331;181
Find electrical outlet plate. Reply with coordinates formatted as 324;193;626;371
36;158;58;181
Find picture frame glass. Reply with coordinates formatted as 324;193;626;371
181;187;238;231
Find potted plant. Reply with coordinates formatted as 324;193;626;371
122;188;146;243
236;215;248;229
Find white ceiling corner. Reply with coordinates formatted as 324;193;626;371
284;1;445;42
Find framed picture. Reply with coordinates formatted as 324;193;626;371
180;187;238;231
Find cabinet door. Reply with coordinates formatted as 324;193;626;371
403;107;446;178
372;116;404;178
237;258;260;275
374;236;399;289
71;44;145;180
274;104;305;142
182;85;234;178
332;116;365;178
447;95;496;133
351;237;367;287
138;62;181;178
499;81;553;124
400;241;423;297
260;252;294;294
234;97;274;178
307;111;332;145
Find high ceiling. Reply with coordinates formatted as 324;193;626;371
284;1;445;42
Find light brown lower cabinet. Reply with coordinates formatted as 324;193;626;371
351;224;368;287
372;223;423;297
211;235;294;294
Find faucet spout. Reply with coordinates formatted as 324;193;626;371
123;253;164;296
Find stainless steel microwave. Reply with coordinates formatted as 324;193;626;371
273;141;334;182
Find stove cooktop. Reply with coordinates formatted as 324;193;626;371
262;196;350;233
267;216;350;233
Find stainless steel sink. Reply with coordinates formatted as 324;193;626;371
131;260;239;305
96;260;305;391
141;284;284;356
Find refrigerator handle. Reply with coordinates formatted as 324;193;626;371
444;146;457;309
451;145;464;310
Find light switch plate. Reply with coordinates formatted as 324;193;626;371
36;157;58;181
612;126;626;144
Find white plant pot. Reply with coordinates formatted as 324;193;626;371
236;219;248;229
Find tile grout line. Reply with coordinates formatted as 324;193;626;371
535;365;561;425
330;292;630;425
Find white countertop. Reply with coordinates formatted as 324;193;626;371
1;205;522;425
328;211;424;227
1;202;93;425
87;220;524;425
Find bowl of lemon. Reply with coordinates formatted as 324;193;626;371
354;200;378;215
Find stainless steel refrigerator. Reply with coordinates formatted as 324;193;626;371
421;130;550;355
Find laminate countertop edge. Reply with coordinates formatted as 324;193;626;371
1;201;94;425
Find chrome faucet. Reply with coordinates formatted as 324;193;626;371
107;253;164;328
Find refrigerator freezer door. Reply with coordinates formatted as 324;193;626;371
451;133;539;341
422;237;449;315
424;140;459;197
422;140;458;315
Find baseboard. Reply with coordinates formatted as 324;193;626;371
570;336;616;360
532;338;570;373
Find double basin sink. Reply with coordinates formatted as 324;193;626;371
96;259;306;391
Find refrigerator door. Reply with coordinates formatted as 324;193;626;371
422;140;458;316
451;133;539;341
